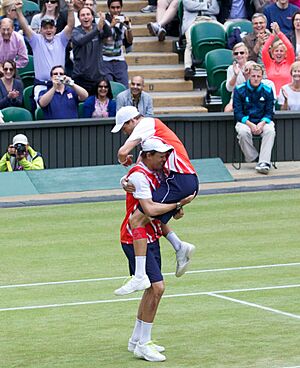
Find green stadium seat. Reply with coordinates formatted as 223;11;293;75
2;107;33;122
191;22;226;68
23;85;34;112
22;0;40;14
110;81;126;99
205;49;233;98
78;102;85;118
17;55;34;77
35;106;44;120
226;20;253;42
20;73;35;88
220;80;232;111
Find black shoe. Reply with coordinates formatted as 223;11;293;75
184;67;194;81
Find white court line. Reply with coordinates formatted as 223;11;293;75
1;262;300;290
208;293;300;320
1;283;300;313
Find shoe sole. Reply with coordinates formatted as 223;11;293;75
114;279;151;296
129;342;165;353
256;168;269;175
176;244;195;277
147;22;157;36
158;29;166;41
134;350;166;362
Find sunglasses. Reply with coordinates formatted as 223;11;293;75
233;51;245;56
98;85;108;89
3;67;14;71
52;72;64;75
46;0;58;4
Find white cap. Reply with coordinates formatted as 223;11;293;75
112;106;140;133
12;134;28;146
141;138;173;153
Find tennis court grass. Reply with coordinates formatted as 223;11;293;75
1;189;299;367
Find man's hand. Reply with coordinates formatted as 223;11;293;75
119;154;133;166
8;90;20;99
247;120;260;135
121;178;136;193
173;208;184;220
7;145;16;156
15;0;23;13
256;121;266;134
271;22;280;35
97;11;105;30
180;192;196;207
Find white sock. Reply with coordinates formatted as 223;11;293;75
130;318;142;342
166;231;182;252
139;321;153;345
135;256;146;278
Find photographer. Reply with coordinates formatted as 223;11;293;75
0;134;44;172
102;0;133;87
38;65;88;119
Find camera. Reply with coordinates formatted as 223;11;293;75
57;76;74;86
14;143;26;155
116;15;125;22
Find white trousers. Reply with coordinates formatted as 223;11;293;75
235;121;276;164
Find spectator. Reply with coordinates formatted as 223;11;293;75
102;0;133;87
84;0;99;20
38;64;88;119
262;21;295;96
278;61;300;109
243;13;271;63
72;7;112;95
182;0;220;80
0;18;28;68
0;0;21;32
253;0;274;13
0;59;23;109
225;43;249;112
83;76;116;118
288;10;300;59
30;0;61;33
233;63;275;174
140;1;157;13
147;0;179;41
218;0;255;24
0;134;44;171
264;0;299;36
16;0;75;101
116;75;153;116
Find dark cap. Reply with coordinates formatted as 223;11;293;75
41;18;56;27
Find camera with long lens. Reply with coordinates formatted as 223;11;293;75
14;143;26;155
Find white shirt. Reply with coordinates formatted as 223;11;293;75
278;84;300;111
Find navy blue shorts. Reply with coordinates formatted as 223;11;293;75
121;240;163;283
139;172;199;224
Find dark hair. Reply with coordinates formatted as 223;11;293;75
107;0;122;8
292;10;300;30
93;76;113;99
41;0;60;18
78;6;94;17
50;64;65;76
3;59;16;78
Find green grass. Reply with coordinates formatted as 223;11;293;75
0;189;300;367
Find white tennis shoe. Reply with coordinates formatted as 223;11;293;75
128;339;165;353
175;242;195;277
134;341;166;362
114;275;151;296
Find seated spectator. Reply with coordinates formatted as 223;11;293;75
218;0;255;24
0;59;23;109
233;63;275;175
38;65;88;119
288;10;300;59
0;109;4;123
0;18;28;68
16;0;75;101
263;0;299;36
0;0;21;32
262;21;295;96
147;0;179;41
243;13;271;63
102;0;133;87
72;7;112;95
30;0;61;33
182;0;221;80
83;76;116;118
0;134;44;171
116;75;153;116
278;61;300;109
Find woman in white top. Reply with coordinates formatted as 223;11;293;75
30;0;60;32
278;61;300;111
224;43;249;112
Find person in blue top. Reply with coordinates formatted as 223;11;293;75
83;76;116;118
38;64;88;120
233;63;276;174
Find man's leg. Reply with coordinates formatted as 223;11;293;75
235;122;259;162
258;122;276;165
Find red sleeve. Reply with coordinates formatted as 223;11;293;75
262;33;275;69
278;31;295;64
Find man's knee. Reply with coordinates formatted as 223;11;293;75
151;281;165;299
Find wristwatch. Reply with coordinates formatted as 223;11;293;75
176;202;182;211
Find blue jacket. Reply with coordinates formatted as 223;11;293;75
233;80;274;124
83;96;116;118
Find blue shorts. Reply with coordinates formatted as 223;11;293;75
139;172;199;224
121;240;163;283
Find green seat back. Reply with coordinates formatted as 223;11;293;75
78;102;85;118
23;85;34;112
190;22;226;67
226;20;253;40
22;0;40;13
220;80;232;110
2;107;33;122
205;49;233;95
110;80;126;99
17;55;34;76
20;73;35;88
35;106;44;120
